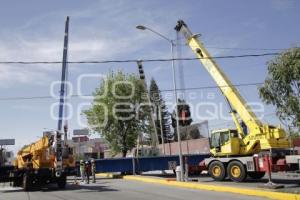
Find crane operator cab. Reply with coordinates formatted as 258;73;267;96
209;129;240;157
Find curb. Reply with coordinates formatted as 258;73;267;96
122;176;300;200
96;173;123;179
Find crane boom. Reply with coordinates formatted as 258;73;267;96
175;20;261;135
175;20;290;156
57;16;69;132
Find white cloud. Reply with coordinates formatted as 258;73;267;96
0;1;184;86
270;0;295;11
0;65;51;87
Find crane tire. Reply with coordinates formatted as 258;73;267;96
208;161;226;181
23;173;32;191
227;161;247;182
57;174;67;189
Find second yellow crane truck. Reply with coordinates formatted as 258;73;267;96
12;131;74;191
9;16;75;191
175;20;300;182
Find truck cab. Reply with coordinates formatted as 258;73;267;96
210;129;240;157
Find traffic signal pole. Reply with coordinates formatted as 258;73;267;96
137;61;159;150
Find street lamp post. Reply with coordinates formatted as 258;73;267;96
136;25;184;181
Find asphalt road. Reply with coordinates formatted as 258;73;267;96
0;177;266;200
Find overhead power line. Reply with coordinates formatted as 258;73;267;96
195;46;288;51
0;82;263;101
160;82;263;93
0;52;281;65
209;47;286;51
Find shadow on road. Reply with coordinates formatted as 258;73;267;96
0;179;119;193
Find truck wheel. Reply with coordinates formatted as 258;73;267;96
208;161;226;181
23;174;32;191
227;161;246;182
248;172;265;179
57;175;67;189
13;178;22;187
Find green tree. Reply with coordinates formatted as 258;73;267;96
149;78;172;143
83;71;147;157
259;47;300;133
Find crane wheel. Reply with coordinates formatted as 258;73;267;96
57;174;67;189
227;161;246;182
13;178;22;187
208;161;226;181
22;173;32;191
248;172;265;179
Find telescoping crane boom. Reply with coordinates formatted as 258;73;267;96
175;20;290;157
174;20;299;183
9;16;75;191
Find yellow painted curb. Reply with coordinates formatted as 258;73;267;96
96;173;122;178
123;176;300;200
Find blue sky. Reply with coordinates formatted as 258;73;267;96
0;0;299;153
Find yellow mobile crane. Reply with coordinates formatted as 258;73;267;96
12;131;74;190
8;17;75;191
175;20;299;182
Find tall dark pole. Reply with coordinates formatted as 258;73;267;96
57;16;69;131
137;61;159;148
136;25;184;181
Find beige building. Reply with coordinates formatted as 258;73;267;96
68;137;108;160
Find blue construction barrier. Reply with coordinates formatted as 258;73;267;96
93;154;209;173
95;157;133;173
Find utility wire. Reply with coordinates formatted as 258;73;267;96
164;37;290;51
0;52;281;65
0;82;263;101
160;82;263;93
190;46;288;51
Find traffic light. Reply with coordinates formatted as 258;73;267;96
178;104;192;126
137;60;145;80
171;100;192;127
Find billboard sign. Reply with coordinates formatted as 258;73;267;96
73;129;89;136
0;139;15;146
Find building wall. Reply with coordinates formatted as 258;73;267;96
68;137;107;160
158;138;210;155
0;150;14;166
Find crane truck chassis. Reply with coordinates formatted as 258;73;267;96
202;149;300;182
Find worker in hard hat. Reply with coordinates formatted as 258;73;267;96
85;161;91;184
91;159;96;183
79;160;85;183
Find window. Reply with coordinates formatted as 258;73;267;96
230;130;238;138
210;132;220;148
221;131;229;144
